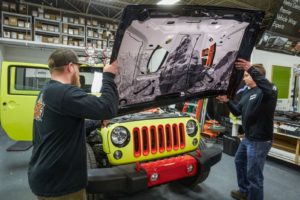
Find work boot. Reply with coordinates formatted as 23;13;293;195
231;190;247;200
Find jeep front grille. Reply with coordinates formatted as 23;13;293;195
133;123;186;157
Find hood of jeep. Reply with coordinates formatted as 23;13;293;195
111;5;264;115
109;112;190;123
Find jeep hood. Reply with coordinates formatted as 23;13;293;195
111;5;264;115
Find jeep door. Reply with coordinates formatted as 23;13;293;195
0;62;50;141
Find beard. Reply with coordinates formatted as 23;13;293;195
71;73;81;88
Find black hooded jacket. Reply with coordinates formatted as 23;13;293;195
228;67;278;141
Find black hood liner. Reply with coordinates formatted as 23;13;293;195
111;5;264;115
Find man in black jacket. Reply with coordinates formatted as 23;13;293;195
28;48;119;200
217;58;277;200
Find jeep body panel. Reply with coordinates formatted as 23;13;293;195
111;5;264;115
87;146;222;194
0;61;49;141
101;116;200;165
0;61;101;141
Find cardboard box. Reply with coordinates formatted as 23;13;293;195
18;20;25;27
42;25;47;31
32;10;38;17
54;38;60;44
25;22;30;28
19;4;27;14
63;24;68;33
3;31;10;38
2;2;9;12
38;13;44;18
38;8;44;13
10;3;17;12
18;33;24;40
63;17;68;23
63;36;68;41
50;14;56;20
79;17;85;25
25;35;32;41
35;35;42;42
4;19;9;25
48;37;54;43
87;20;91;26
73;41;79;46
44;13;50;19
9;17;18;26
63;40;68;45
92;20;98;26
48;25;55;32
87;30;93;37
11;32;17;39
68;17;74;23
42;36;49;43
74;19;79;24
102;40;107;47
68;29;74;35
74;29;79;35
97;41;102;47
79;41;85;47
93;32;99;38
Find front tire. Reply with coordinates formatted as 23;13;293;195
86;143;103;200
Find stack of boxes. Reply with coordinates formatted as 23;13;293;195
1;1;117;48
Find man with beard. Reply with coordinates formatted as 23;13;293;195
28;48;119;200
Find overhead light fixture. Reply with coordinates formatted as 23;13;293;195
157;0;180;5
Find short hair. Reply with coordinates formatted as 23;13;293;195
252;64;266;77
48;49;80;73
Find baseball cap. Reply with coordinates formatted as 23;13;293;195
48;48;83;71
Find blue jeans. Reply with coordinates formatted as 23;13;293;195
235;138;272;200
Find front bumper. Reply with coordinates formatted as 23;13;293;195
87;146;222;194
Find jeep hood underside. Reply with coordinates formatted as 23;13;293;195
111;5;264;115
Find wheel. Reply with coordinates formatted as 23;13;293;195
86;143;103;200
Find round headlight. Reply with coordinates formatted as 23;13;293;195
186;120;198;137
111;126;130;147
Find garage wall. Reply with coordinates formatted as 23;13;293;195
251;48;300;80
0;45;5;63
3;46;53;64
251;48;300;110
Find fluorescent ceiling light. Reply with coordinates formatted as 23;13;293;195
157;0;180;5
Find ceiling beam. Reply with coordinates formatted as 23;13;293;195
86;0;91;14
78;0;124;10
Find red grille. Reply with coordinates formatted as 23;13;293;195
133;123;186;157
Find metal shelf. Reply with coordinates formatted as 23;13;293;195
2;11;31;19
0;38;85;51
62;34;85;39
35;17;61;25
35;30;60;36
86;36;106;40
62;22;85;28
3;24;31;31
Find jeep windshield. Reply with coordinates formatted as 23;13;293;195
111;5;264;115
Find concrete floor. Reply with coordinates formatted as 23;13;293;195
1;126;300;200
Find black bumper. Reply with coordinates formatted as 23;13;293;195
87;146;222;194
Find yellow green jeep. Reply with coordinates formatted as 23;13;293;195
0;4;263;198
86;107;222;198
86;4;263;197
